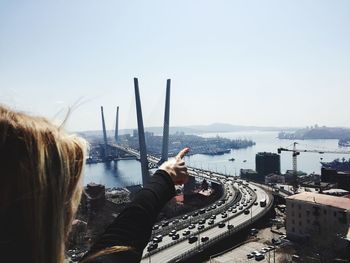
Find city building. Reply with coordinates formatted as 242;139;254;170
240;169;259;181
265;173;285;184
255;152;280;181
321;168;350;191
286;192;350;245
323;188;350;197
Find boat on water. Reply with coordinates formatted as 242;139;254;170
243;160;247;163
338;138;350;147
321;158;350;172
228;158;235;161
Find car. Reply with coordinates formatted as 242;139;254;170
272;238;281;245
210;215;216;220
255;253;265;261
188;224;195;229
201;236;209;242
267;246;275;251
192;211;199;217
251;251;259;256
199;208;206;214
227;224;234;230
208;219;215;225
247;253;254;259
232;209;237;213
198;225;204;230
244;209;250;215
161;221;169;227
188;236;198;244
221;213;227;218
172;219;179;225
152;224;159;230
198;219;206;225
239;206;243;210
147;242;158;251
250;228;258;235
172;233;180;240
182;215;189;220
152;234;162;243
260;248;269;254
254;188;257;191
254;202;258;206
182;230;191;236
169;229;177;237
227;207;233;212
218;222;225;228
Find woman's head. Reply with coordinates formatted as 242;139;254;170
0;105;86;263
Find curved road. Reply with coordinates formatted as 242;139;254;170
141;181;270;262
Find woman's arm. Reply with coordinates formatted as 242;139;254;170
82;148;189;263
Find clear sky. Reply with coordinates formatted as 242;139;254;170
1;0;350;131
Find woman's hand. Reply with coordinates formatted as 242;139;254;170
159;147;190;185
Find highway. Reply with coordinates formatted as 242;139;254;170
141;179;270;262
111;144;273;262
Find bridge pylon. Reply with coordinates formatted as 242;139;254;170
134;78;150;186
100;106;109;159
159;79;171;165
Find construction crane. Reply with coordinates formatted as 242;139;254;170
277;142;350;193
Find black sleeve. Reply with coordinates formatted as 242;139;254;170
82;169;175;263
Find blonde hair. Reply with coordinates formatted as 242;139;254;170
0;105;86;263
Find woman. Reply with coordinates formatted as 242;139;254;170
0;105;189;263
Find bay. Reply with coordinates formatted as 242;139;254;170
84;131;350;187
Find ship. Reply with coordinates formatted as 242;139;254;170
321;158;350;172
338;138;350;147
228;158;235;161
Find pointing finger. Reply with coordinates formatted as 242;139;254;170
176;147;190;160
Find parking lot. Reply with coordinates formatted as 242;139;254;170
207;227;294;263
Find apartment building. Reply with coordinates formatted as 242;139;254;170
286;192;350;242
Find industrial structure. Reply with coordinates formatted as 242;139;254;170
278;143;350;192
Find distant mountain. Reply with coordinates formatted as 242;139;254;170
77;123;296;138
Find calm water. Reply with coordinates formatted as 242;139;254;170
84;131;350;187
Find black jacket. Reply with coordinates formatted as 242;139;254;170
82;169;175;263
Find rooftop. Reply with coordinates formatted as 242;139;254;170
287;192;350;211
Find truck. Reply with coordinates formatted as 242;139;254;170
259;198;267;207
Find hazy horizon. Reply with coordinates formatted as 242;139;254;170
1;1;350;131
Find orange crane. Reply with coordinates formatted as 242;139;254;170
277;142;350;193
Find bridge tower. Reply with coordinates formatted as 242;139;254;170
159;79;171;164
134;78;149;185
114;106;119;158
115;106;119;143
100;106;108;159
